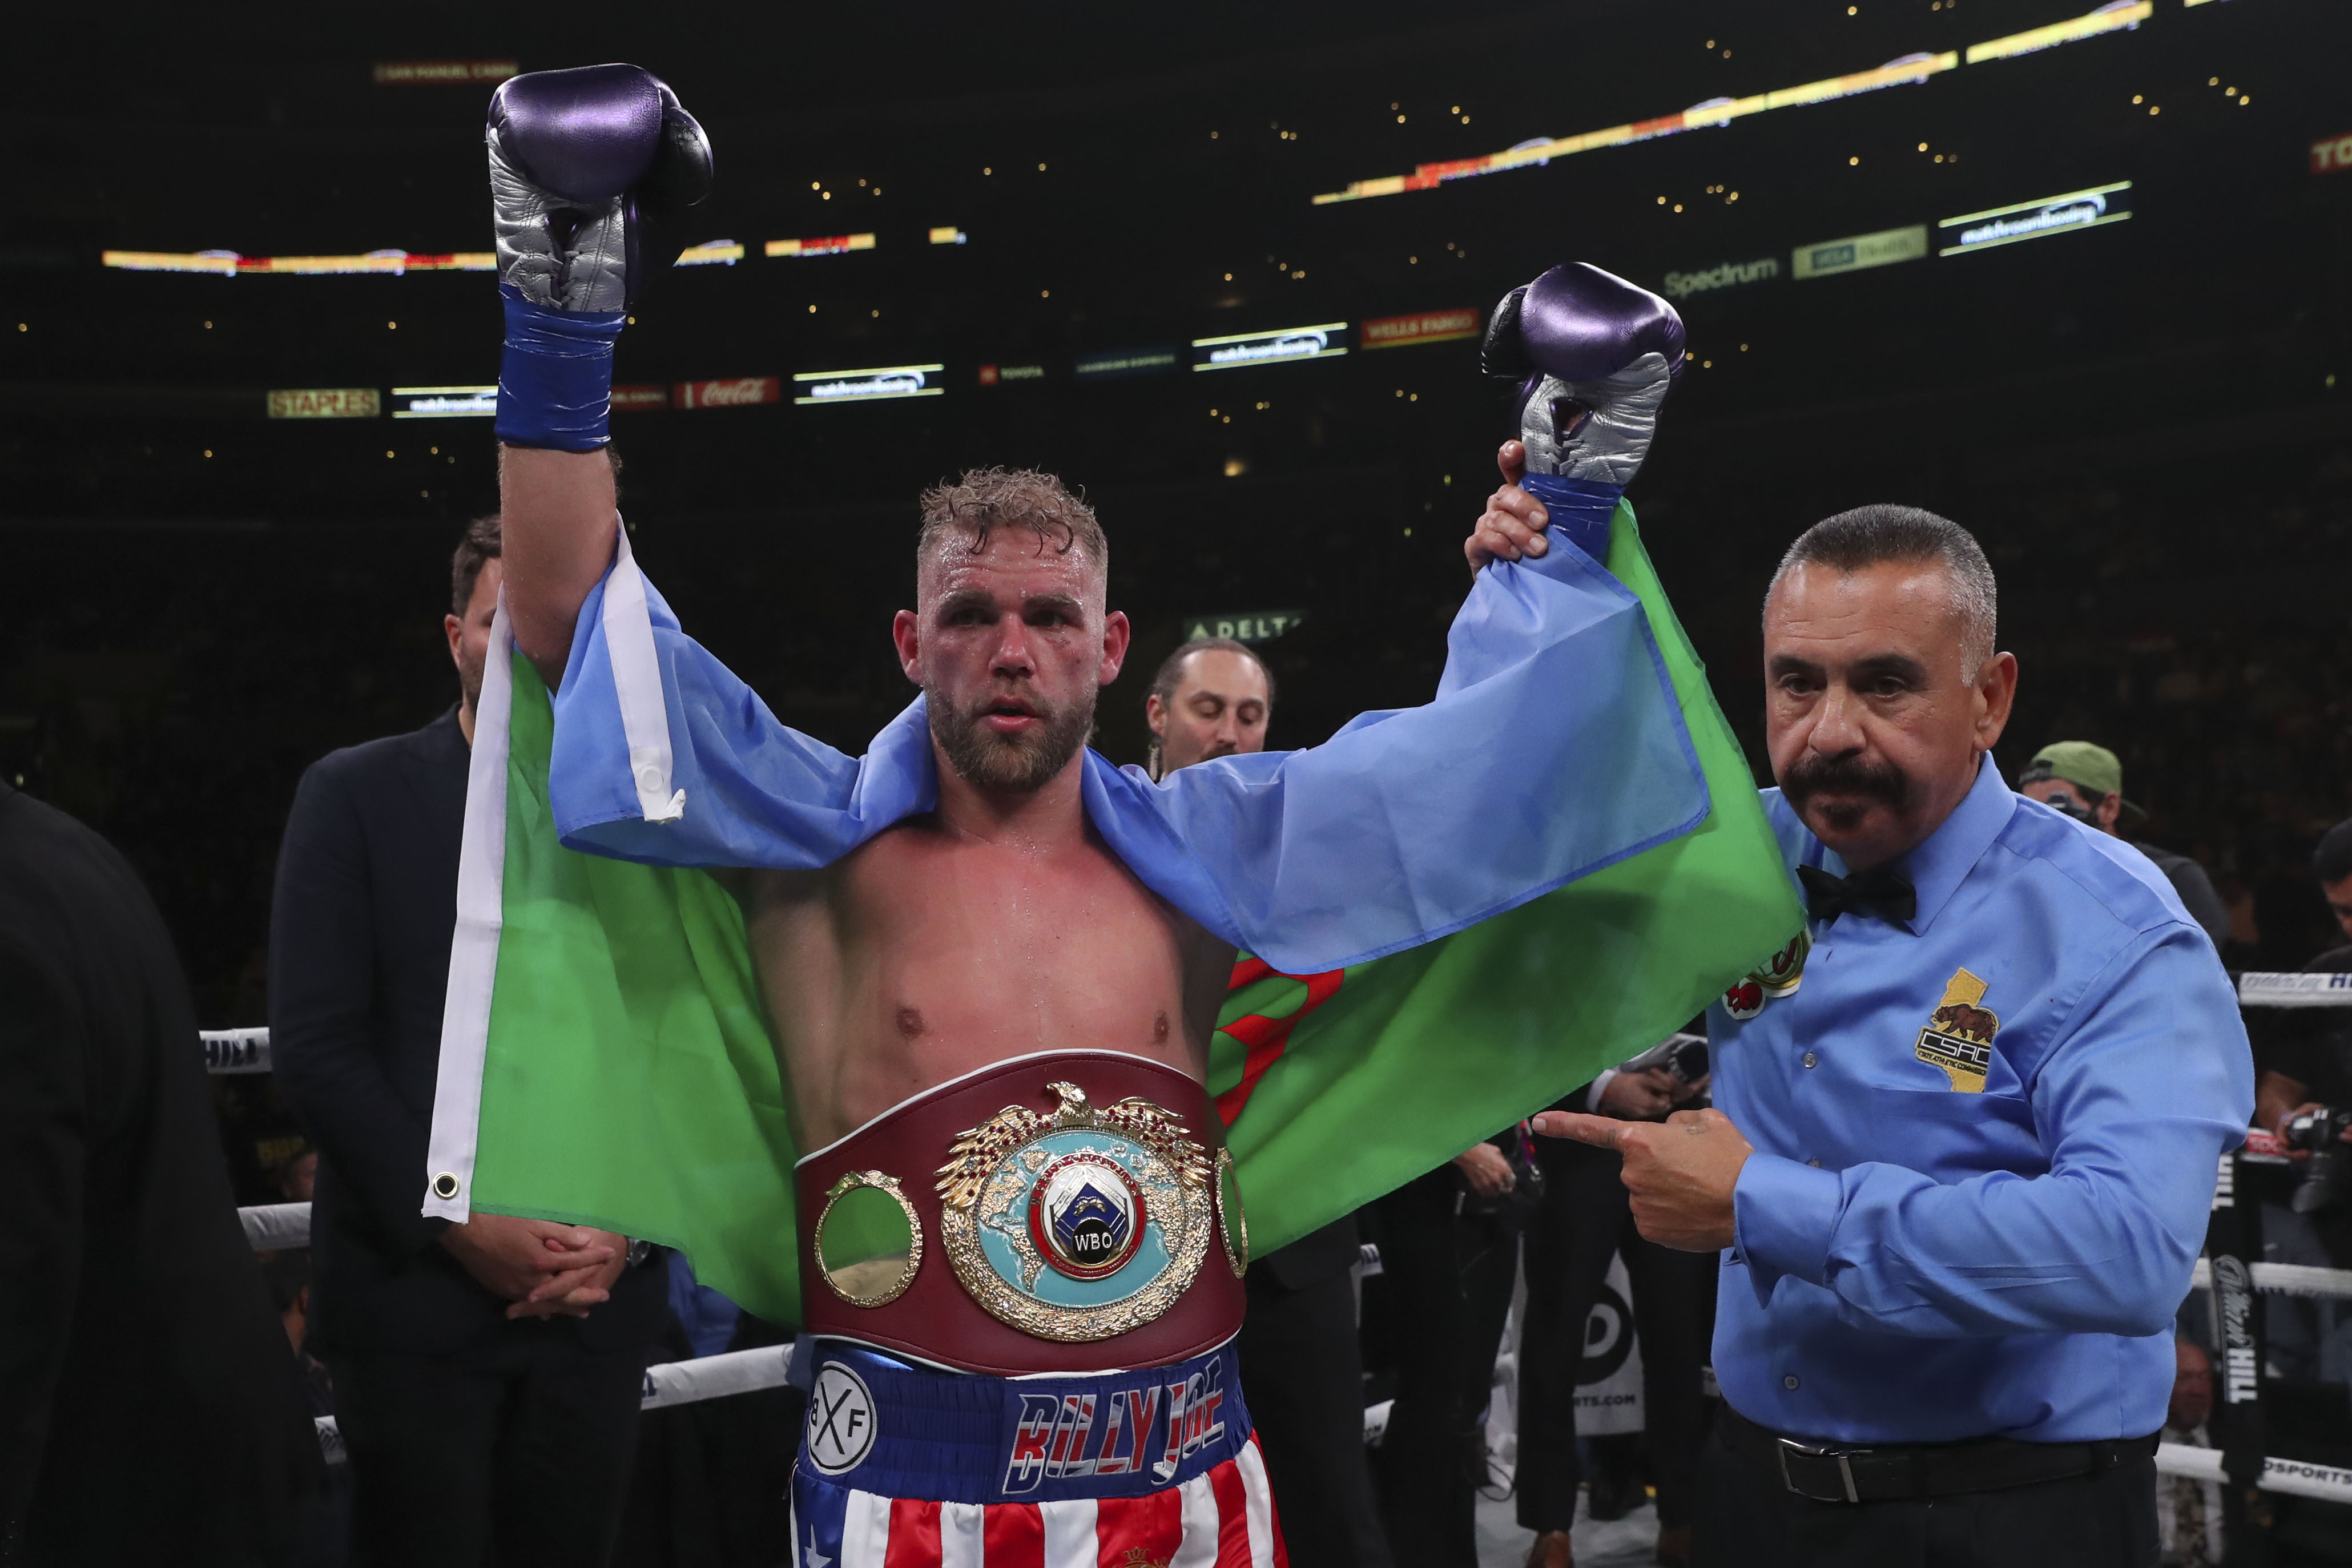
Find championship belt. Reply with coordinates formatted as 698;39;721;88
794;1050;1250;1376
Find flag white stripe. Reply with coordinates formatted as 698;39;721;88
1171;1471;1222;1568
840;1488;891;1568
603;521;686;823
939;1501;983;1568
420;594;515;1220
1040;1498;1098;1568
1235;1440;1278;1568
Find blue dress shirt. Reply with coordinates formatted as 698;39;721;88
1712;757;2253;1444
539;484;1709;976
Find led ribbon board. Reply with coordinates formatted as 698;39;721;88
103;251;496;276
1192;324;1350;371
764;234;876;258
675;241;744;267
1074;347;1180;380
1311;2;2152;205
1936;182;2132;255
390;386;497;418
791;365;944;405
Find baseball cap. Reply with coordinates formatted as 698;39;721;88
2019;741;2145;824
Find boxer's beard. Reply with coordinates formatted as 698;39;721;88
1781;752;1912;832
927;680;1096;793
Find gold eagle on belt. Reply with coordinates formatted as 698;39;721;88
936;1081;1210;1212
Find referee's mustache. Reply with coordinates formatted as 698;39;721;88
1782;752;1911;818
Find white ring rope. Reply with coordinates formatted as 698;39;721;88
2156;1442;2352;1503
2237;972;2352;1007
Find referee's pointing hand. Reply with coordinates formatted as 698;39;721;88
1531;1107;1754;1253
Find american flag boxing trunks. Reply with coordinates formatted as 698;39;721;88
792;1340;1286;1567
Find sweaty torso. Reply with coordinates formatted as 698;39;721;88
741;816;1236;1151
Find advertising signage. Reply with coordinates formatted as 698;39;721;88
1192;323;1350;372
372;61;517;86
610;384;671;413
1662;257;1780;299
2310;134;2352;176
266;388;379;420
390;385;496;419
1937;182;2131;256
1181;608;1308;644
1073;347;1179;381
790;365;943;406
678;377;783;410
1361;308;1480;350
1791;225;1928;281
978;364;1045;385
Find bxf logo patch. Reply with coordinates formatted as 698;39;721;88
806;1364;878;1475
1001;1360;1227;1494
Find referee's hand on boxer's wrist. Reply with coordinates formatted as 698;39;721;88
1465;440;1551;570
1531;1106;1752;1252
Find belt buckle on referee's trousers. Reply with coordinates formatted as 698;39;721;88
1775;1437;1861;1503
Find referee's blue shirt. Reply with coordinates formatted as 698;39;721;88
1711;756;2253;1444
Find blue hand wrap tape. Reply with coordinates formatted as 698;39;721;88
495;284;625;452
1518;472;1623;562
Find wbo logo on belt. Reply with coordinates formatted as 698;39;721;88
935;1081;1236;1342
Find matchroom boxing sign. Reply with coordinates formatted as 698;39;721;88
1181;608;1307;644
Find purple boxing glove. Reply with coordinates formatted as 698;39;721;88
1482;264;1685;493
486;64;711;450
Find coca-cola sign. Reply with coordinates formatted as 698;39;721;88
675;377;781;410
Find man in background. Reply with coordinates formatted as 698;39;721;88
2018;741;2229;948
1149;636;1395;1568
271;514;667;1567
2;781;320;1565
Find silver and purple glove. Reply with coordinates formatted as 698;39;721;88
488;64;711;450
1481;264;1684;555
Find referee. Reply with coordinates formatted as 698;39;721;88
1473;482;2252;1566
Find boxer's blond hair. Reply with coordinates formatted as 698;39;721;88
917;467;1107;582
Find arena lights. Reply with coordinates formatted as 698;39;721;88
791;364;944;405
1192;324;1350;371
1964;1;2149;64
1312;2;2159;205
675;240;744;267
102;250;496;276
764;233;876;258
1936;182;2132;255
390;385;497;418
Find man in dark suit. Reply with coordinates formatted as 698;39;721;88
1;783;322;1566
1147;637;1395;1568
271;513;667;1568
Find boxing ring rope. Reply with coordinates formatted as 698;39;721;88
207;1019;2352;1495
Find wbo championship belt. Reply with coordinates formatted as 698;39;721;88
794;1050;1249;1376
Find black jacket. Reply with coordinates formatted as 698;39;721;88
0;788;321;1565
269;709;664;1356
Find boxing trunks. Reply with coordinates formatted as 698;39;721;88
790;1050;1283;1567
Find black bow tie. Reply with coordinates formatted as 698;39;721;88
1798;863;1917;925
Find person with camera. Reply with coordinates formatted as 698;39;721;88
2253;819;2352;1237
1369;1126;1544;1567
1516;1039;1718;1567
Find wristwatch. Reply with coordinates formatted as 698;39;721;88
625;1238;654;1269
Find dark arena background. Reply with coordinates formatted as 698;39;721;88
6;2;2352;1561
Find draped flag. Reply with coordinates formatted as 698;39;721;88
431;505;1799;1327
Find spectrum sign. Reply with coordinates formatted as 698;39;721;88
1192;323;1350;372
1661;257;1780;299
390;385;497;418
1361;308;1481;350
790;365;943;405
1937;182;2131;256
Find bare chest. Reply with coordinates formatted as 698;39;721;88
746;828;1228;1148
